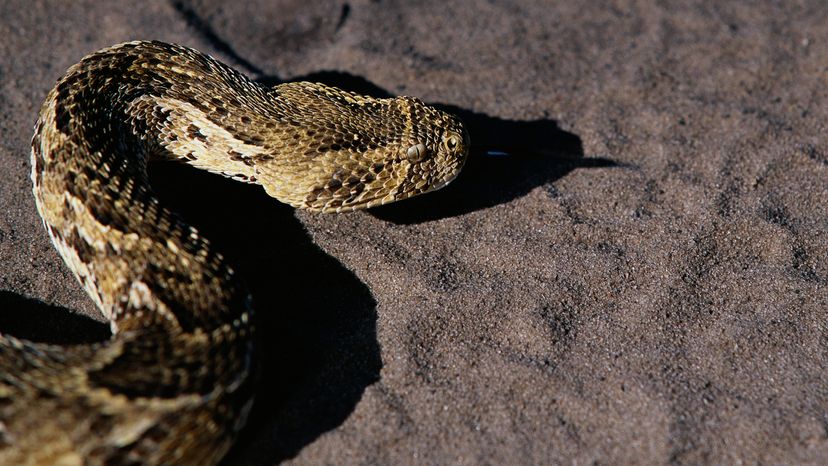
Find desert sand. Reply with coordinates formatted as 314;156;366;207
1;1;827;464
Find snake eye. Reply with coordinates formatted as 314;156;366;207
444;133;461;151
406;143;428;162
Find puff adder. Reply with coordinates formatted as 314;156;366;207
4;40;468;465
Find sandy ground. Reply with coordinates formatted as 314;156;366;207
2;0;828;464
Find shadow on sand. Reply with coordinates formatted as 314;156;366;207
0;291;110;344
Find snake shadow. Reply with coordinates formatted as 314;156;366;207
0;292;110;344
260;71;618;224
149;163;380;464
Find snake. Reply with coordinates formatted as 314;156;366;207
2;40;468;465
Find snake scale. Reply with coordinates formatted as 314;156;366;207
2;40;468;465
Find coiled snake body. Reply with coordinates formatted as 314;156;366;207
2;41;468;465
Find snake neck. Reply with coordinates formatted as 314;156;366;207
31;41;258;335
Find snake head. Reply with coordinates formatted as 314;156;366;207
254;83;469;213
332;98;470;212
390;98;470;203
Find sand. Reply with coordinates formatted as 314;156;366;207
1;0;827;464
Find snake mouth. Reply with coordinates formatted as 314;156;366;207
365;167;462;210
429;166;462;193
431;145;469;192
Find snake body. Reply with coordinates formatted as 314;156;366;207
2;41;468;465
